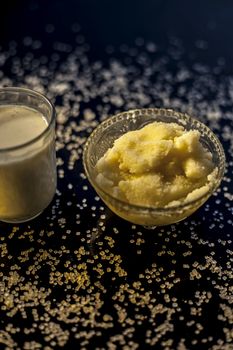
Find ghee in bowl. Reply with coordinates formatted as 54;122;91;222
83;108;225;226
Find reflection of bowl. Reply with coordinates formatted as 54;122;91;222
83;108;226;226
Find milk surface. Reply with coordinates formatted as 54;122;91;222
0;105;56;222
0;105;47;148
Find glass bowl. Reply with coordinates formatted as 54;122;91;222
83;108;225;226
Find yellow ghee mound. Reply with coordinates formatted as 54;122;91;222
95;122;216;208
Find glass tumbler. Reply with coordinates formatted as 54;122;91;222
0;87;57;223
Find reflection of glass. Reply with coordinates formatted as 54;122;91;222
83;108;225;227
0;87;57;223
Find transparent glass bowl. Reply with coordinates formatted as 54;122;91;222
83;108;225;226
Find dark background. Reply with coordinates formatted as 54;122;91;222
1;0;233;64
0;1;233;350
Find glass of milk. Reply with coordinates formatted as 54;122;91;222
0;87;57;223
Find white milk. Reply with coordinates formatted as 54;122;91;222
0;105;56;223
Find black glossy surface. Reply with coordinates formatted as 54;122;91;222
0;1;233;349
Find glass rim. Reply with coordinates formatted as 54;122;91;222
83;108;226;213
0;87;56;152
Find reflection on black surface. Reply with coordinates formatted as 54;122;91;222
0;0;233;348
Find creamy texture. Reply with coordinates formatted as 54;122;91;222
0;105;56;222
95;122;216;208
0;105;47;148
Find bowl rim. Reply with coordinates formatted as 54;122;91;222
83;108;226;214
